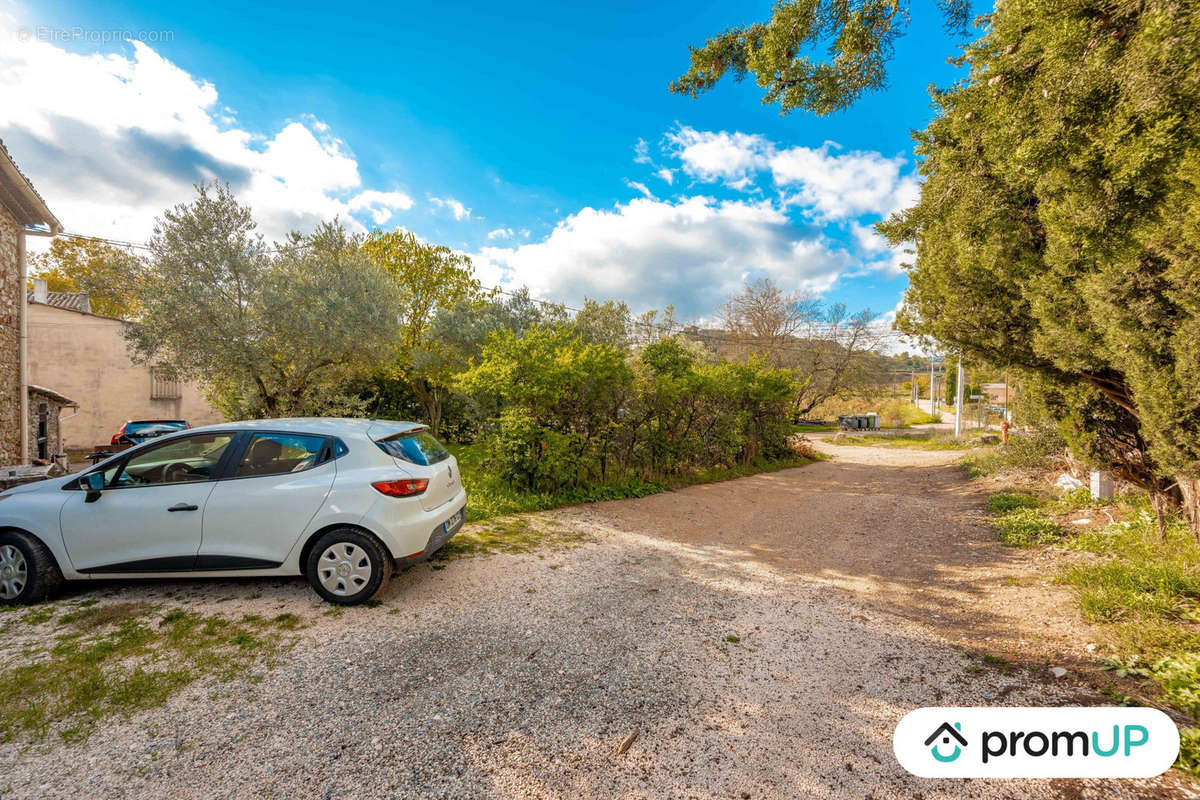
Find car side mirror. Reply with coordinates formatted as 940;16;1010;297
82;472;105;503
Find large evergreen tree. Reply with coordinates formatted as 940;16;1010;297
880;0;1200;529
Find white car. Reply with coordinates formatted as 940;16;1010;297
0;418;467;605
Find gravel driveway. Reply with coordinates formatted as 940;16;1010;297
2;441;1197;799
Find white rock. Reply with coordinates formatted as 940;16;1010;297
1050;666;1067;678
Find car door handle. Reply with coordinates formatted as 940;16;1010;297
167;503;199;512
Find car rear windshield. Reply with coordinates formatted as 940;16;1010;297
375;430;450;466
125;421;188;436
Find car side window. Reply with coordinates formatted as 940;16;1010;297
234;433;328;478
110;434;235;488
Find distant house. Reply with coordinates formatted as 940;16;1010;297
0;138;63;465
26;279;222;453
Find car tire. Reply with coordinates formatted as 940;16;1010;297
304;528;390;605
0;530;64;605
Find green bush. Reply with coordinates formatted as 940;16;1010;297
457;329;797;493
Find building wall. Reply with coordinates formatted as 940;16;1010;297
0;203;21;464
26;303;223;450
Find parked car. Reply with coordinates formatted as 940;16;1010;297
110;419;190;446
0;418;466;605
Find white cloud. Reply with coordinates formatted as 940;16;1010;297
625;179;653;198
851;221;909;276
487;227;514;240
770;145;914;220
633;138;651;164
430;195;471;220
473;196;848;317
347;189;415;225
655;168;675;185
664;127;769;189
0;24;412;242
662;126;919;220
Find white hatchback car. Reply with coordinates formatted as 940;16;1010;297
0;418;467;605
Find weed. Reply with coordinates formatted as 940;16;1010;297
725;635;741;644
981;653;1015;673
59;601;154;629
986;491;1044;513
992;508;1064;546
1179;729;1200;774
960;428;1067;478
20;607;54;626
0;607;291;743
268;613;302;630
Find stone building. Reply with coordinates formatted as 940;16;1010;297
26;280;223;453
27;385;77;466
0;139;62;465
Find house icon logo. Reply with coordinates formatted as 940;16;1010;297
924;721;967;762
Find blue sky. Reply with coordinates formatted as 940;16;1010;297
1;0;978;323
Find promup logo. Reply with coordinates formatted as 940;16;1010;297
924;722;967;763
894;707;1179;778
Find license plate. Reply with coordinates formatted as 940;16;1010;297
443;509;463;533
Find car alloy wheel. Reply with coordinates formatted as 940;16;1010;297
0;544;27;600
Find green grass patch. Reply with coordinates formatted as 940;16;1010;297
982;479;1200;773
986;490;1045;513
438;516;589;560
1056;500;1200;634
1062;559;1200;622
991;508;1065;546
58;601;154;629
827;430;994;451
0;605;295;743
448;442;817;524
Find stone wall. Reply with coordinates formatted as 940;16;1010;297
0;203;22;465
27;389;66;463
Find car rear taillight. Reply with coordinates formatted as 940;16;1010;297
371;478;429;497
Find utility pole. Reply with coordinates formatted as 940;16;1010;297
954;354;964;436
929;358;936;416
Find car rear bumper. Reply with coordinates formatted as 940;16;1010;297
401;504;465;564
363;486;468;560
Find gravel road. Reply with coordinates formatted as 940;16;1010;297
2;440;1197;799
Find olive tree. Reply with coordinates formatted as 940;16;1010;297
122;184;402;418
